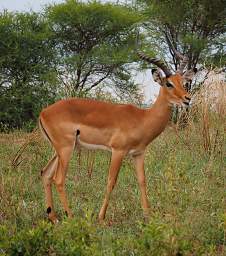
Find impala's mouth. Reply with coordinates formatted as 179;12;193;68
171;100;190;108
170;100;188;107
182;101;191;108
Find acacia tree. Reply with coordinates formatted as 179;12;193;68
138;0;226;91
47;0;143;97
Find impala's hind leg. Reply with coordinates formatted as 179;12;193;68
41;153;58;223
53;143;74;218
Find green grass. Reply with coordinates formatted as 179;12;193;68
0;109;225;255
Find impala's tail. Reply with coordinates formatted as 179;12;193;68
39;116;52;145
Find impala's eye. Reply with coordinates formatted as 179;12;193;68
166;81;174;88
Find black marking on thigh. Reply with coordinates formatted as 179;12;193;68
65;211;68;217
40;170;43;176
47;207;51;214
76;130;80;136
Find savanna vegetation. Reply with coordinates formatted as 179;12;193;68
0;89;225;255
0;0;225;255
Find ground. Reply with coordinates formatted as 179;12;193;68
0;107;225;255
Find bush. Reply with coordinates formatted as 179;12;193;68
0;214;101;256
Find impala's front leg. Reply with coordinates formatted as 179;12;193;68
133;153;150;218
98;150;125;221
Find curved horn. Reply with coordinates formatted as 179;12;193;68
137;51;172;77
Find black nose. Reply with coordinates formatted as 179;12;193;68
185;96;191;101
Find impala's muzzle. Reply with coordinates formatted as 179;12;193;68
183;95;191;107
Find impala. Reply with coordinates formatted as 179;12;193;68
39;51;194;223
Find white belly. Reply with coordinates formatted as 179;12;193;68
77;137;111;152
76;136;143;156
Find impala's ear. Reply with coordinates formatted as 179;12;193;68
152;68;164;85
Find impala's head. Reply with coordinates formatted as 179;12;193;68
138;51;197;107
152;71;192;107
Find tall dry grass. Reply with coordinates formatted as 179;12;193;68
176;80;225;159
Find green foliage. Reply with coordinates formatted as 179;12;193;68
53;216;99;255
0;214;224;255
137;219;191;255
0;79;57;131
0;217;99;256
0;12;55;83
46;0;143;96
48;0;141;50
3;221;53;256
0;11;57;131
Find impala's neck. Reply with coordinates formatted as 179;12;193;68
145;87;172;141
151;87;171;112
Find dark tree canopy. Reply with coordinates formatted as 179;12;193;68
0;11;57;130
0;11;56;87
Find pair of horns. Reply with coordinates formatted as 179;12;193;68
137;51;188;76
